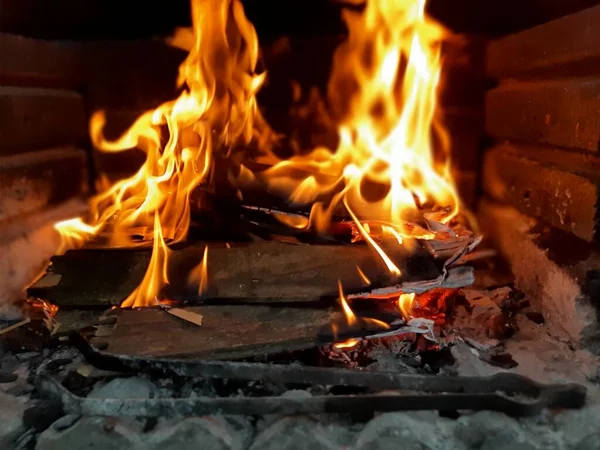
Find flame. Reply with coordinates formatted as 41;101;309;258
338;279;357;327
334;338;360;349
188;246;209;295
54;218;101;254
55;0;267;247
53;0;270;306
398;292;416;318
262;0;458;270
333;280;359;349
356;265;371;285
52;0;460;309
121;213;171;308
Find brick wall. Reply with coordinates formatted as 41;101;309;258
0;33;89;306
481;6;600;348
483;5;600;243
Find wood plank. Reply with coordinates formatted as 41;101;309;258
482;144;599;242
0;86;87;154
487;5;600;77
0;33;79;88
0;148;87;223
92;305;334;360
485;78;600;152
30;241;442;307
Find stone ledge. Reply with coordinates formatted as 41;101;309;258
479;199;600;352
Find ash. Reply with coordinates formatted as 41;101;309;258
0;290;599;450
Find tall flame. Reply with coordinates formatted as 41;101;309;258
262;0;458;251
121;213;171;308
54;0;461;308
54;0;269;306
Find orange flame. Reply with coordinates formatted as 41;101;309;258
334;338;360;349
121;213;171;308
398;292;416;318
356;265;371;285
53;0;270;306
338;279;357;327
262;0;458;271
53;0;460;308
54;218;101;254
55;0;267;246
188;246;209;295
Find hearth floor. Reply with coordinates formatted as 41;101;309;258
0;307;599;449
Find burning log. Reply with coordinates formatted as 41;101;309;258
30;240;449;307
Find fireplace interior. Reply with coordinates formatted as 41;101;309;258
1;0;600;448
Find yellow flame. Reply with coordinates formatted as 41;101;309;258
334;338;360;349
338;279;357;327
398;292;416;318
356;265;372;285
188;246;209;295
53;0;461;308
55;0;268;246
262;0;459;271
54;218;101;254
122;213;171;308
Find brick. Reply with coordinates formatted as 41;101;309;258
0;148;87;223
487;5;600;77
479;200;600;350
483;144;599;242
0;33;78;88
486;78;600;152
0;87;87;154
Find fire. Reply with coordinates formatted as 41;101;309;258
54;0;269;306
122;213;171;308
356;265;371;286
188;246;209;295
54;218;101;254
398;292;416;318
261;0;458;268
53;0;460;309
334;339;360;349
334;280;359;349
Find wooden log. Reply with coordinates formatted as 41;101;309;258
0;86;87;154
0;33;79;88
487;5;600;77
0;148;87;223
482;144;599;242
29;241;443;307
485;78;600;152
90;305;334;360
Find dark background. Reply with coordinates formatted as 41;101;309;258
1;0;599;40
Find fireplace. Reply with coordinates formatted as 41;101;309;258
1;1;599;448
